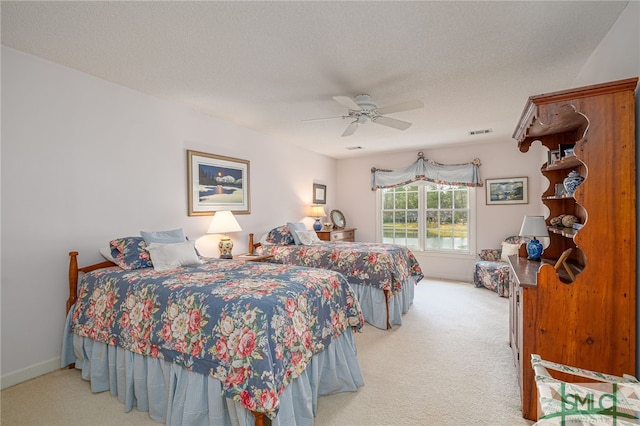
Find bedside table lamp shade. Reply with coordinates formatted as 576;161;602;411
207;210;242;259
519;215;549;261
309;205;326;231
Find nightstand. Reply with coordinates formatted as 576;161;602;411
315;228;356;242
236;253;274;262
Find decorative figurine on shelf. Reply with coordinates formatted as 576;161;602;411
550;214;580;228
561;214;579;228
563;170;584;196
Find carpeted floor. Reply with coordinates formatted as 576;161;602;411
1;279;534;425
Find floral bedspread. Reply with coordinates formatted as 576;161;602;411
70;259;363;418
256;242;424;295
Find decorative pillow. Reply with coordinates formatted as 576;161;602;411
146;240;202;272
140;228;186;245
258;232;271;246
501;242;521;261
109;237;153;270
99;247;117;263
296;230;323;245
287;222;307;245
265;225;295;245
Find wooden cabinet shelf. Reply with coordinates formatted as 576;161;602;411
542;154;583;172
510;78;637;421
547;226;576;238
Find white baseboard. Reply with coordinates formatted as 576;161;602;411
1;357;61;390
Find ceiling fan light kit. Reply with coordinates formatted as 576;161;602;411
306;94;424;137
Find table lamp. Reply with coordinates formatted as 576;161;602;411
519;215;549;261
207;210;242;259
309;205;327;231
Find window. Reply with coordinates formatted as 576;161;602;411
380;182;474;254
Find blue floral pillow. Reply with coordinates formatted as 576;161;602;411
265;225;295;245
109;237;153;270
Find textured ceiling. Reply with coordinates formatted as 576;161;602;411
0;1;630;159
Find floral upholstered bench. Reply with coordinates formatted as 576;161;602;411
473;236;524;297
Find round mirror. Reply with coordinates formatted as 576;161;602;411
330;209;346;229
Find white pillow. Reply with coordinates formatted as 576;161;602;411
296;230;323;245
287;222;307;245
146;240;202;272
500;242;520;261
140;228;186;245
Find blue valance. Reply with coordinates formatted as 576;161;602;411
371;153;482;190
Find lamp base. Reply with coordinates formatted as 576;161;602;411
219;237;233;259
526;238;543;261
313;218;323;231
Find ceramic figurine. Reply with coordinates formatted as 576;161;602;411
563;170;584;196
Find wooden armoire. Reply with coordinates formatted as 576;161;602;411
509;77;638;420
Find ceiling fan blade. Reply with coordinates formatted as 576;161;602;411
341;121;359;137
302;115;344;123
372;116;412;131
333;96;362;111
376;99;424;115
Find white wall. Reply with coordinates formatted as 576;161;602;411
572;1;639;88
336;141;544;281
0;47;336;387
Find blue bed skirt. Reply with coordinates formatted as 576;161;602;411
350;277;416;329
61;311;363;426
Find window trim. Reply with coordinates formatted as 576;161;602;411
376;183;477;255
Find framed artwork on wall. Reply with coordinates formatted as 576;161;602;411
485;177;528;205
313;183;326;204
187;150;250;216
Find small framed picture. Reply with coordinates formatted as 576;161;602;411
485;177;528;205
547;149;560;166
560;144;574;158
555;183;567;197
313;183;326;204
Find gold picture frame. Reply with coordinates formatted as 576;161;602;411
187;150;250;216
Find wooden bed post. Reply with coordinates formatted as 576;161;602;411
67;251;79;314
253;412;269;426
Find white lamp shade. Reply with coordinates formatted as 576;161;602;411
309;205;327;218
207;210;242;234
519;215;549;237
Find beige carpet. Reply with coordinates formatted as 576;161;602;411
1;279;534;426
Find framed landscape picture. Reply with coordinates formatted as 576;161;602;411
187;150;250;216
485;177;528;205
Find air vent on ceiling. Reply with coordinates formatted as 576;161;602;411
469;128;493;136
345;146;364;150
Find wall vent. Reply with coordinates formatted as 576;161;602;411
345;146;363;150
468;128;493;136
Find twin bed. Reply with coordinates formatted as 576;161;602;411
254;224;424;330
62;227;423;425
63;243;365;425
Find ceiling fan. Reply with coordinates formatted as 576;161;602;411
305;94;424;137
